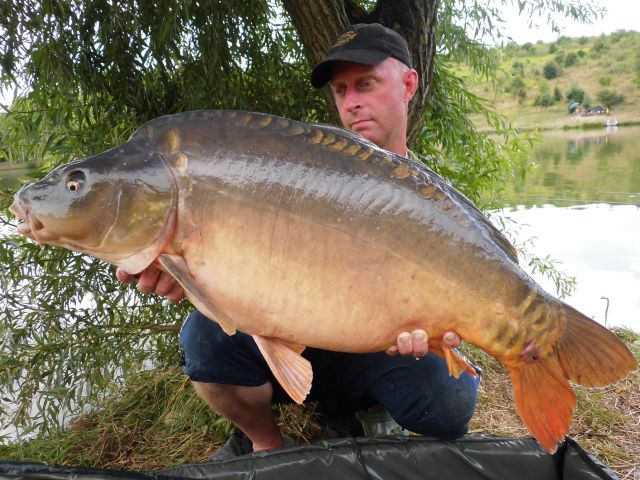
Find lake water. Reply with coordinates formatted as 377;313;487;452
495;126;640;331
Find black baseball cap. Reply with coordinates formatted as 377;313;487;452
310;23;412;88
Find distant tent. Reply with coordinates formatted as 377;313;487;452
0;436;621;480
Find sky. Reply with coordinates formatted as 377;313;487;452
1;1;639;107
490;0;640;45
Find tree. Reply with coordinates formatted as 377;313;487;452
596;89;625;109
0;0;600;437
566;85;587;104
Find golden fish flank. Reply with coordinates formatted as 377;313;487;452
9;110;637;456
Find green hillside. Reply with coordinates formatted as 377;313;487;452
456;30;640;131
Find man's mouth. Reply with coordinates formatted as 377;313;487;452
351;119;372;129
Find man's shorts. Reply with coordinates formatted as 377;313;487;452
179;310;480;440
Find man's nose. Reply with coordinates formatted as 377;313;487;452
343;88;362;111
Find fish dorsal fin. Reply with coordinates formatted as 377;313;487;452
252;335;312;404
158;254;237;335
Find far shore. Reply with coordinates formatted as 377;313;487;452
473;103;640;134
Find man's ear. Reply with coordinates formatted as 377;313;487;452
403;69;419;102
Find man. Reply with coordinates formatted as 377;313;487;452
117;23;479;457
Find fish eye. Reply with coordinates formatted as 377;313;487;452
66;170;86;192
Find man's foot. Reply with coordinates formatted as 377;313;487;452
209;431;297;462
209;431;253;461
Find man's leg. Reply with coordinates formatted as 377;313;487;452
179;311;286;451
363;352;480;439
191;381;284;451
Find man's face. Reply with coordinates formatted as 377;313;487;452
329;58;415;153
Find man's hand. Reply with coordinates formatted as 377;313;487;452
116;265;185;304
385;329;461;357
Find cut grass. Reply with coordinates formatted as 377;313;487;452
1;328;638;478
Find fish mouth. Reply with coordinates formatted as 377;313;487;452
9;201;44;241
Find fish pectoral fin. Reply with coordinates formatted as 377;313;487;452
433;345;478;379
507;354;576;454
157;254;236;335
252;335;312;405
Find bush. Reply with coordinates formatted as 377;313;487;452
566;85;586;104
534;93;555;107
596;89;625;109
522;42;536;54
512;61;524;74
564;52;578;67
599;75;612;86
593;38;608;54
543;62;559;79
548;44;557;54
554;51;565;64
553;87;563;102
510;75;526;93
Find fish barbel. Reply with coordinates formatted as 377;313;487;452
9;110;637;453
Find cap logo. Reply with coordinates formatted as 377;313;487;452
333;31;356;48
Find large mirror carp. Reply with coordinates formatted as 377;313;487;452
10;110;637;453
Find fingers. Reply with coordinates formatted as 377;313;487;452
387;329;429;357
165;282;186;304
115;266;136;283
442;331;461;348
386;330;461;357
114;265;184;303
136;267;162;294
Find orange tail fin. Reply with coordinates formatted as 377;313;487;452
508;302;637;453
507;354;576;454
556;303;637;387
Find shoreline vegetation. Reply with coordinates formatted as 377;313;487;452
1;329;638;478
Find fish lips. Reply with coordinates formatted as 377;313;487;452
9;200;43;241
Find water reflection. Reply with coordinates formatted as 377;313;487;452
499;126;640;331
504;126;640;207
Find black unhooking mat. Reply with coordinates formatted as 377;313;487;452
0;436;620;480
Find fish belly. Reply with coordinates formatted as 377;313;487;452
181;196;473;352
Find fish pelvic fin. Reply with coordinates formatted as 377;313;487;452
507;353;576;454
158;254;237;335
556;303;637;387
252;335;311;404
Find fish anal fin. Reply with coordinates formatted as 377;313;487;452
557;303;637;387
157;254;236;335
508;354;576;454
252;335;312;404
431;344;479;379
